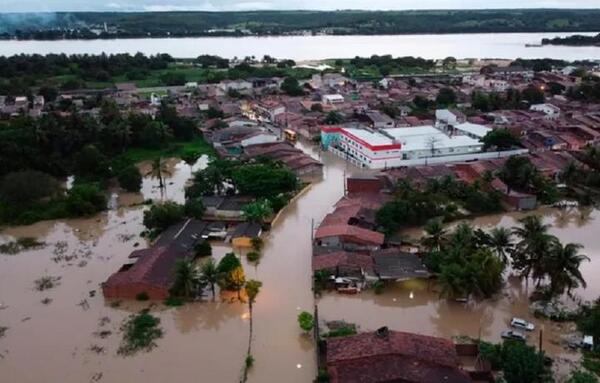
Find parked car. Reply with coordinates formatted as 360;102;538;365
510;317;535;331
501;330;527;342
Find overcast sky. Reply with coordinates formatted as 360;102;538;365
2;0;600;12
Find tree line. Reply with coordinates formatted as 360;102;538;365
3;10;600;39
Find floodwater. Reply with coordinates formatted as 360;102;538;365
1;32;600;60
1;144;599;382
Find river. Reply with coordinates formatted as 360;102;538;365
1;32;599;60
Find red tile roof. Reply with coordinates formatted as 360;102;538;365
312;251;374;272
104;246;188;289
315;224;384;246
326;330;471;383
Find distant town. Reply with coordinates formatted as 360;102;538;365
2;51;600;383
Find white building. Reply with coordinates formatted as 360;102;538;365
218;79;253;94
530;103;561;120
322;94;345;105
322;122;524;170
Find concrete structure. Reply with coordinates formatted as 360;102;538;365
321;124;525;169
322;94;345;105
530;103;561;120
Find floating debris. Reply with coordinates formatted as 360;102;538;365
91;372;103;382
0;326;8;338
78;299;90;311
41;298;53;305
34;276;61;291
89;344;105;354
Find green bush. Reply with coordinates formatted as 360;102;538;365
194;241;212;257
117;310;163;356
65;183;107;216
246;251;261;262
142;202;185;234
117;165;143;192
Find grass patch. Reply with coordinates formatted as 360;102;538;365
118;136;215;165
117;310;163;356
0;237;45;255
322;325;357;338
34;276;61;291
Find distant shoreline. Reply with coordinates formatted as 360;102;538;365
1;30;600;42
2;9;600;41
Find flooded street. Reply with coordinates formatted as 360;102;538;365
1;143;599;382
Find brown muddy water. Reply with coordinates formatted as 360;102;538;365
1;145;599;382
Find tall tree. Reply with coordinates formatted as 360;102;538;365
200;258;219;301
171;258;198;299
146;157;172;193
546;242;589;297
487;227;514;266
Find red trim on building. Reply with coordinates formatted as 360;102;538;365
321;126;402;151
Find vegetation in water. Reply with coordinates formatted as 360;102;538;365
117;310;163;356
0;237;45;255
34;276;61;291
298;311;314;333
479;340;552;383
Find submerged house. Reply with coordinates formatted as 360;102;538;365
102;219;208;300
322;328;474;383
315;224;385;252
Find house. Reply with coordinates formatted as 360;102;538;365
102;219;208;300
372;249;430;281
202;196;252;220
322;94;345;105
323;328;473;383
230;221;262;248
115;82;138;95
530;103;561;120
312;251;374;279
218;79;253;94
315;224;384;251
365;110;394;129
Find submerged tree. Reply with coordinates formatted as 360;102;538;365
200;258;220;301
170;258;198;299
146;157;172;193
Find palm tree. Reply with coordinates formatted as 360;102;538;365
171;258;198;299
200;259;219;301
421;218;447;251
242;280;262;383
546;242;589;297
512;215;556;284
437;263;469;300
146;157;172;193
487;227;513;265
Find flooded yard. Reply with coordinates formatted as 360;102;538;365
1;143;599;382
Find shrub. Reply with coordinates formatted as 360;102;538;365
0;171;61;205
142;202;185;234
164;296;184;307
246;251;260;262
34;276;61;291
117;310;163;356
65;184;107;216
194;241;212;257
117;165;143;192
298;311;314;333
184;198;205;219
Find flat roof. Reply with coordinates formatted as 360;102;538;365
453;122;491;138
385;126;482;152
